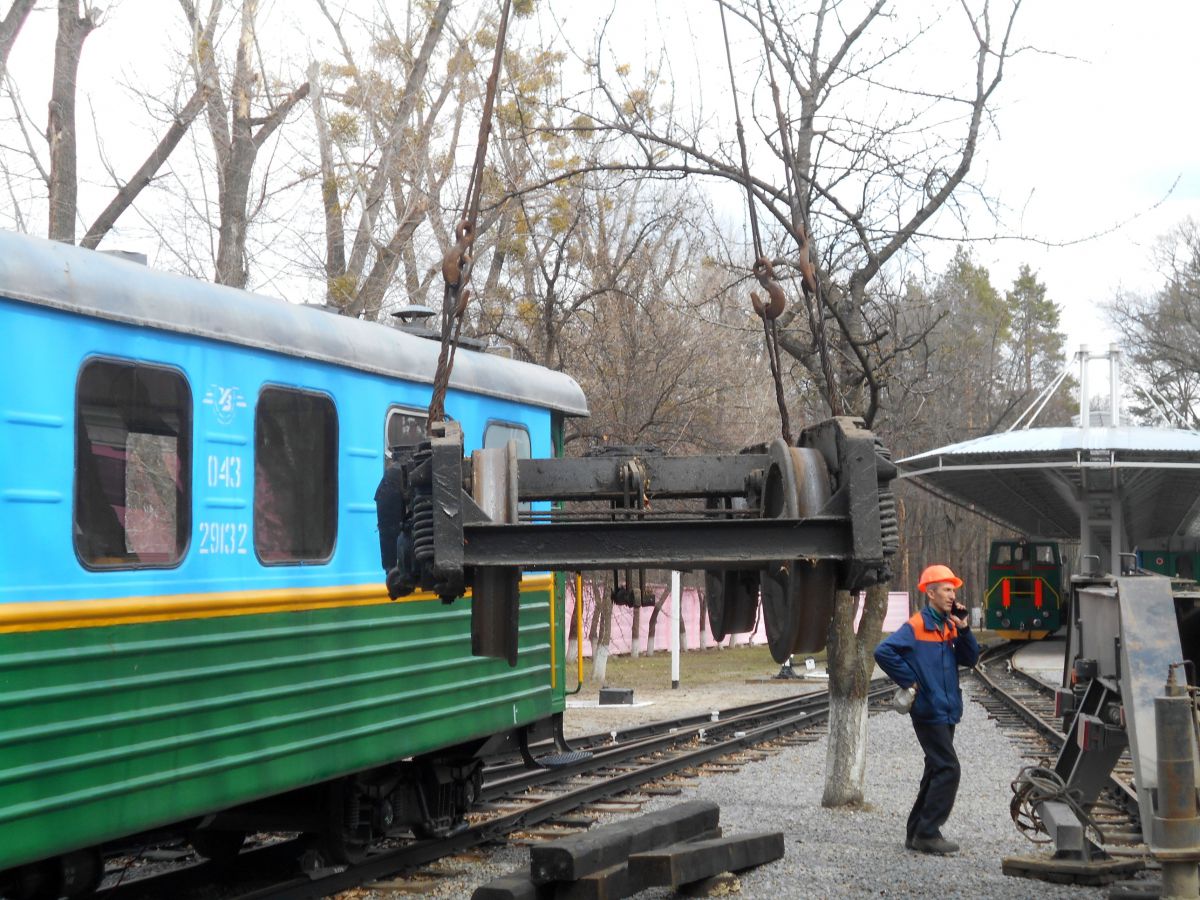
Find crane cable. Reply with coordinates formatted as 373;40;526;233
719;2;791;444
427;0;513;429
752;0;841;417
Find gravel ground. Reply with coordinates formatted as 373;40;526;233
402;675;1154;898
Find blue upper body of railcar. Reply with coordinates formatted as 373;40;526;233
0;230;587;606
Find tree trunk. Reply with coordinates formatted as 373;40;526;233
47;0;97;243
565;576;581;673
644;589;666;655
823;691;870;807
589;584;613;684
308;60;346;305
678;596;688;652
591;645;609;685
80;85;207;249
0;0;35;78
821;582;890;807
213;0;257;287
630;570;641;658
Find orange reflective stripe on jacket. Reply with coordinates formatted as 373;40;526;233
908;609;957;642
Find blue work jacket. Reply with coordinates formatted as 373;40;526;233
874;606;980;725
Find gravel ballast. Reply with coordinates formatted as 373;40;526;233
617;682;1111;898
423;678;1126;898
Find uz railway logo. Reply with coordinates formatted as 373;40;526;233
202;385;248;426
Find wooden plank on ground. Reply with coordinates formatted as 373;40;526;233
530;800;720;884
627;831;784;888
552;861;631;900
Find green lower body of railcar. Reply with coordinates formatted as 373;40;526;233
0;582;561;872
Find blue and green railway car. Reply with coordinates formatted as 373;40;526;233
0;231;587;893
1138;549;1200;581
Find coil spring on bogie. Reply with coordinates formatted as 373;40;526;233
874;437;900;557
410;444;435;565
878;489;899;556
412;494;434;564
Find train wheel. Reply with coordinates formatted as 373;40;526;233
704;497;759;640
315;781;371;865
760;442;836;663
705;569;760;640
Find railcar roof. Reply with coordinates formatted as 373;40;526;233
0;230;588;417
898;426;1200;543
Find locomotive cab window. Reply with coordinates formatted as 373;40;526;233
255;388;337;563
75;359;191;568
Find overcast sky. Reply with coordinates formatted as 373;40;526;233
550;0;1200;366
5;0;1198;388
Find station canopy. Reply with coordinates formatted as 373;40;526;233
897;425;1200;545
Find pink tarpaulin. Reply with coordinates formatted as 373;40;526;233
562;581;911;658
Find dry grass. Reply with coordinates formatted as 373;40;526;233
564;644;828;692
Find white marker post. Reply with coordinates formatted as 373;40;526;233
670;570;681;689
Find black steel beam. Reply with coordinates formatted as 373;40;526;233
461;517;851;569
515;455;768;501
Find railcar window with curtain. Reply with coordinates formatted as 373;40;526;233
75;359;191;568
254;388;337;563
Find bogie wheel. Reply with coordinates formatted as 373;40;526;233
705;569;760;640
704;497;759;640
760;441;837;662
314;781;371;865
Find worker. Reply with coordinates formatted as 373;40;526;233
874;564;980;855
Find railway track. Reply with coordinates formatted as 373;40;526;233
970;641;1145;855
93;680;893;900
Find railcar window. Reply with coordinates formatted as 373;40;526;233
75;360;191;568
385;407;426;460
484;422;532;514
254;389;337;563
992;545;1013;564
483;422;531;459
1035;545;1056;564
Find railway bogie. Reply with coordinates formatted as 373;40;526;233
0;231;586;891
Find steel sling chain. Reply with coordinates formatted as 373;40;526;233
719;1;791;444
427;0;514;429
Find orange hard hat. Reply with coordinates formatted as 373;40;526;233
918;564;963;593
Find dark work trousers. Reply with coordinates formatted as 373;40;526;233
906;722;960;842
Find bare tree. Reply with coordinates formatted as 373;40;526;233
0;0;35;79
178;0;310;287
1109;219;1200;427
79;85;209;249
0;1;207;247
47;0;100;242
306;0;465;317
562;0;1026;806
